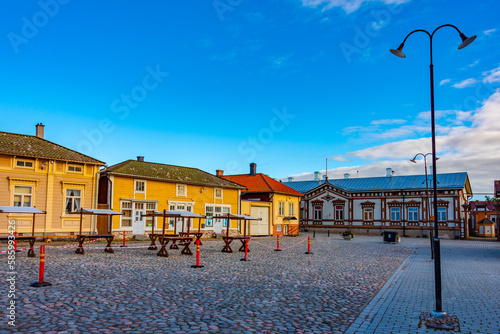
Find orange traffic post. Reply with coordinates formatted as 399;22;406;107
305;236;313;255
240;237;249;261
120;231;127;247
191;240;204;268
274;235;282;252
14;231;21;252
30;245;52;287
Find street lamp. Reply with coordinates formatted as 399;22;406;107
411;153;439;260
391;24;476;317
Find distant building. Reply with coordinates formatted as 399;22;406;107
0;124;105;235
98;157;245;235
221;163;303;236
283;168;472;239
466;200;499;237
495;180;500;198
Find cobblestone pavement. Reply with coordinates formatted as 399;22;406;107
1;234;414;333
346;237;500;334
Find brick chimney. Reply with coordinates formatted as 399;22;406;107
137;156;144;162
216;170;224;177
249;163;257;176
36;123;44;139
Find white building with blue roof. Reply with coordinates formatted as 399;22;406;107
283;168;473;239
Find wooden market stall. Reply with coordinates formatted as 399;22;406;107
212;213;261;253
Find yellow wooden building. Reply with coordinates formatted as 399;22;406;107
221;163;303;236
98;157;246;235
0;124;105;235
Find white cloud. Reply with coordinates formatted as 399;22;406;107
329;154;348;162
452;78;479;89
439;79;451;86
370;119;406;125
483;29;496;36
483;65;500;83
301;0;410;14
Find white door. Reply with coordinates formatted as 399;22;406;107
213;207;223;233
250;206;270;235
485;226;491;235
133;203;146;235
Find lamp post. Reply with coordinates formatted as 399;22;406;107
391;24;476;316
411;153;439;260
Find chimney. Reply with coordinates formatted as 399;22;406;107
137;156;144;162
314;171;320;181
386;168;393;177
216;170;224;177
288;177;294;182
344;173;350;179
249;163;257;176
36;123;44;139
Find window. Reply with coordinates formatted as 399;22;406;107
390;207;401;221
215;188;222;199
121;201;132;227
205;205;230;228
13;186;32;207
314;205;322;220
276;224;282;232
279;202;285;216
222;207;230;227
205;206;214;227
408;207;419;221
16;160;33;168
68;165;83;172
363;208;373;221
145;203;156;227
335;205;344;220
135;180;145;192
289;203;294;216
177;184;187;197
65;189;82;213
437;207;447;222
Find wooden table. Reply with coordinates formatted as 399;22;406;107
155;235;193;257
75;234;114;255
221;236;249;253
178;231;203;246
0;236;37;257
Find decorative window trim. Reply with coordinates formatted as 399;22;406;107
311;200;323;206
278;202;285;216
406;200;421;207
360;201;375;207
390;207;401;221
15;159;35;169
214;188;223;199
134;179;146;193
61;181;86;196
12;185;33;207
408;207;419;221
176;184;187;197
363;207;374;221
387;200;403;207
9;177;40;192
437;200;450;207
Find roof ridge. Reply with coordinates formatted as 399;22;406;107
259;173;274;192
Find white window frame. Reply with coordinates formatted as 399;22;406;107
276;224;282;232
135;180;146;193
215;188;223;199
68;165;83;173
205;204;231;229
289;203;294;216
390;207;401;221
120;201;133;228
335;205;344;221
168;201;194;228
279;202;285;216
65;189;82;213
408;207;419;221
13;185;33;207
16;159;34;168
176;184;187;197
437;207;447;222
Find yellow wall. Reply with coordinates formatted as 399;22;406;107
0;154;102;235
272;193;301;235
110;175;241;232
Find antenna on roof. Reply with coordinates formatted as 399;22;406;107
325;158;328;182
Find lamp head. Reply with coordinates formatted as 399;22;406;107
390;43;406;58
458;33;476;49
410;159;417;163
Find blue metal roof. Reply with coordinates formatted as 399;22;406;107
283;172;468;194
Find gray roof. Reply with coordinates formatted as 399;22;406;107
283;172;470;194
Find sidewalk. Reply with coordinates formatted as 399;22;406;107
345;238;500;333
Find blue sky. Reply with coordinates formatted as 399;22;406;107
1;0;499;197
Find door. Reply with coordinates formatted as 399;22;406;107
213;207;223;233
250;206;270;235
133;203;146;235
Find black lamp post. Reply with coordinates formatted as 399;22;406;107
391;24;476;316
410;153;439;260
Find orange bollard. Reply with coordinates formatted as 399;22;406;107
30;245;52;287
240;237;249;261
120;231;127;247
305;236;313;255
274;235;282;252
14;232;21;252
191;240;204;268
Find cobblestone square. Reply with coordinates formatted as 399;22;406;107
1;234;499;333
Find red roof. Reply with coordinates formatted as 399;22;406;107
222;174;303;197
